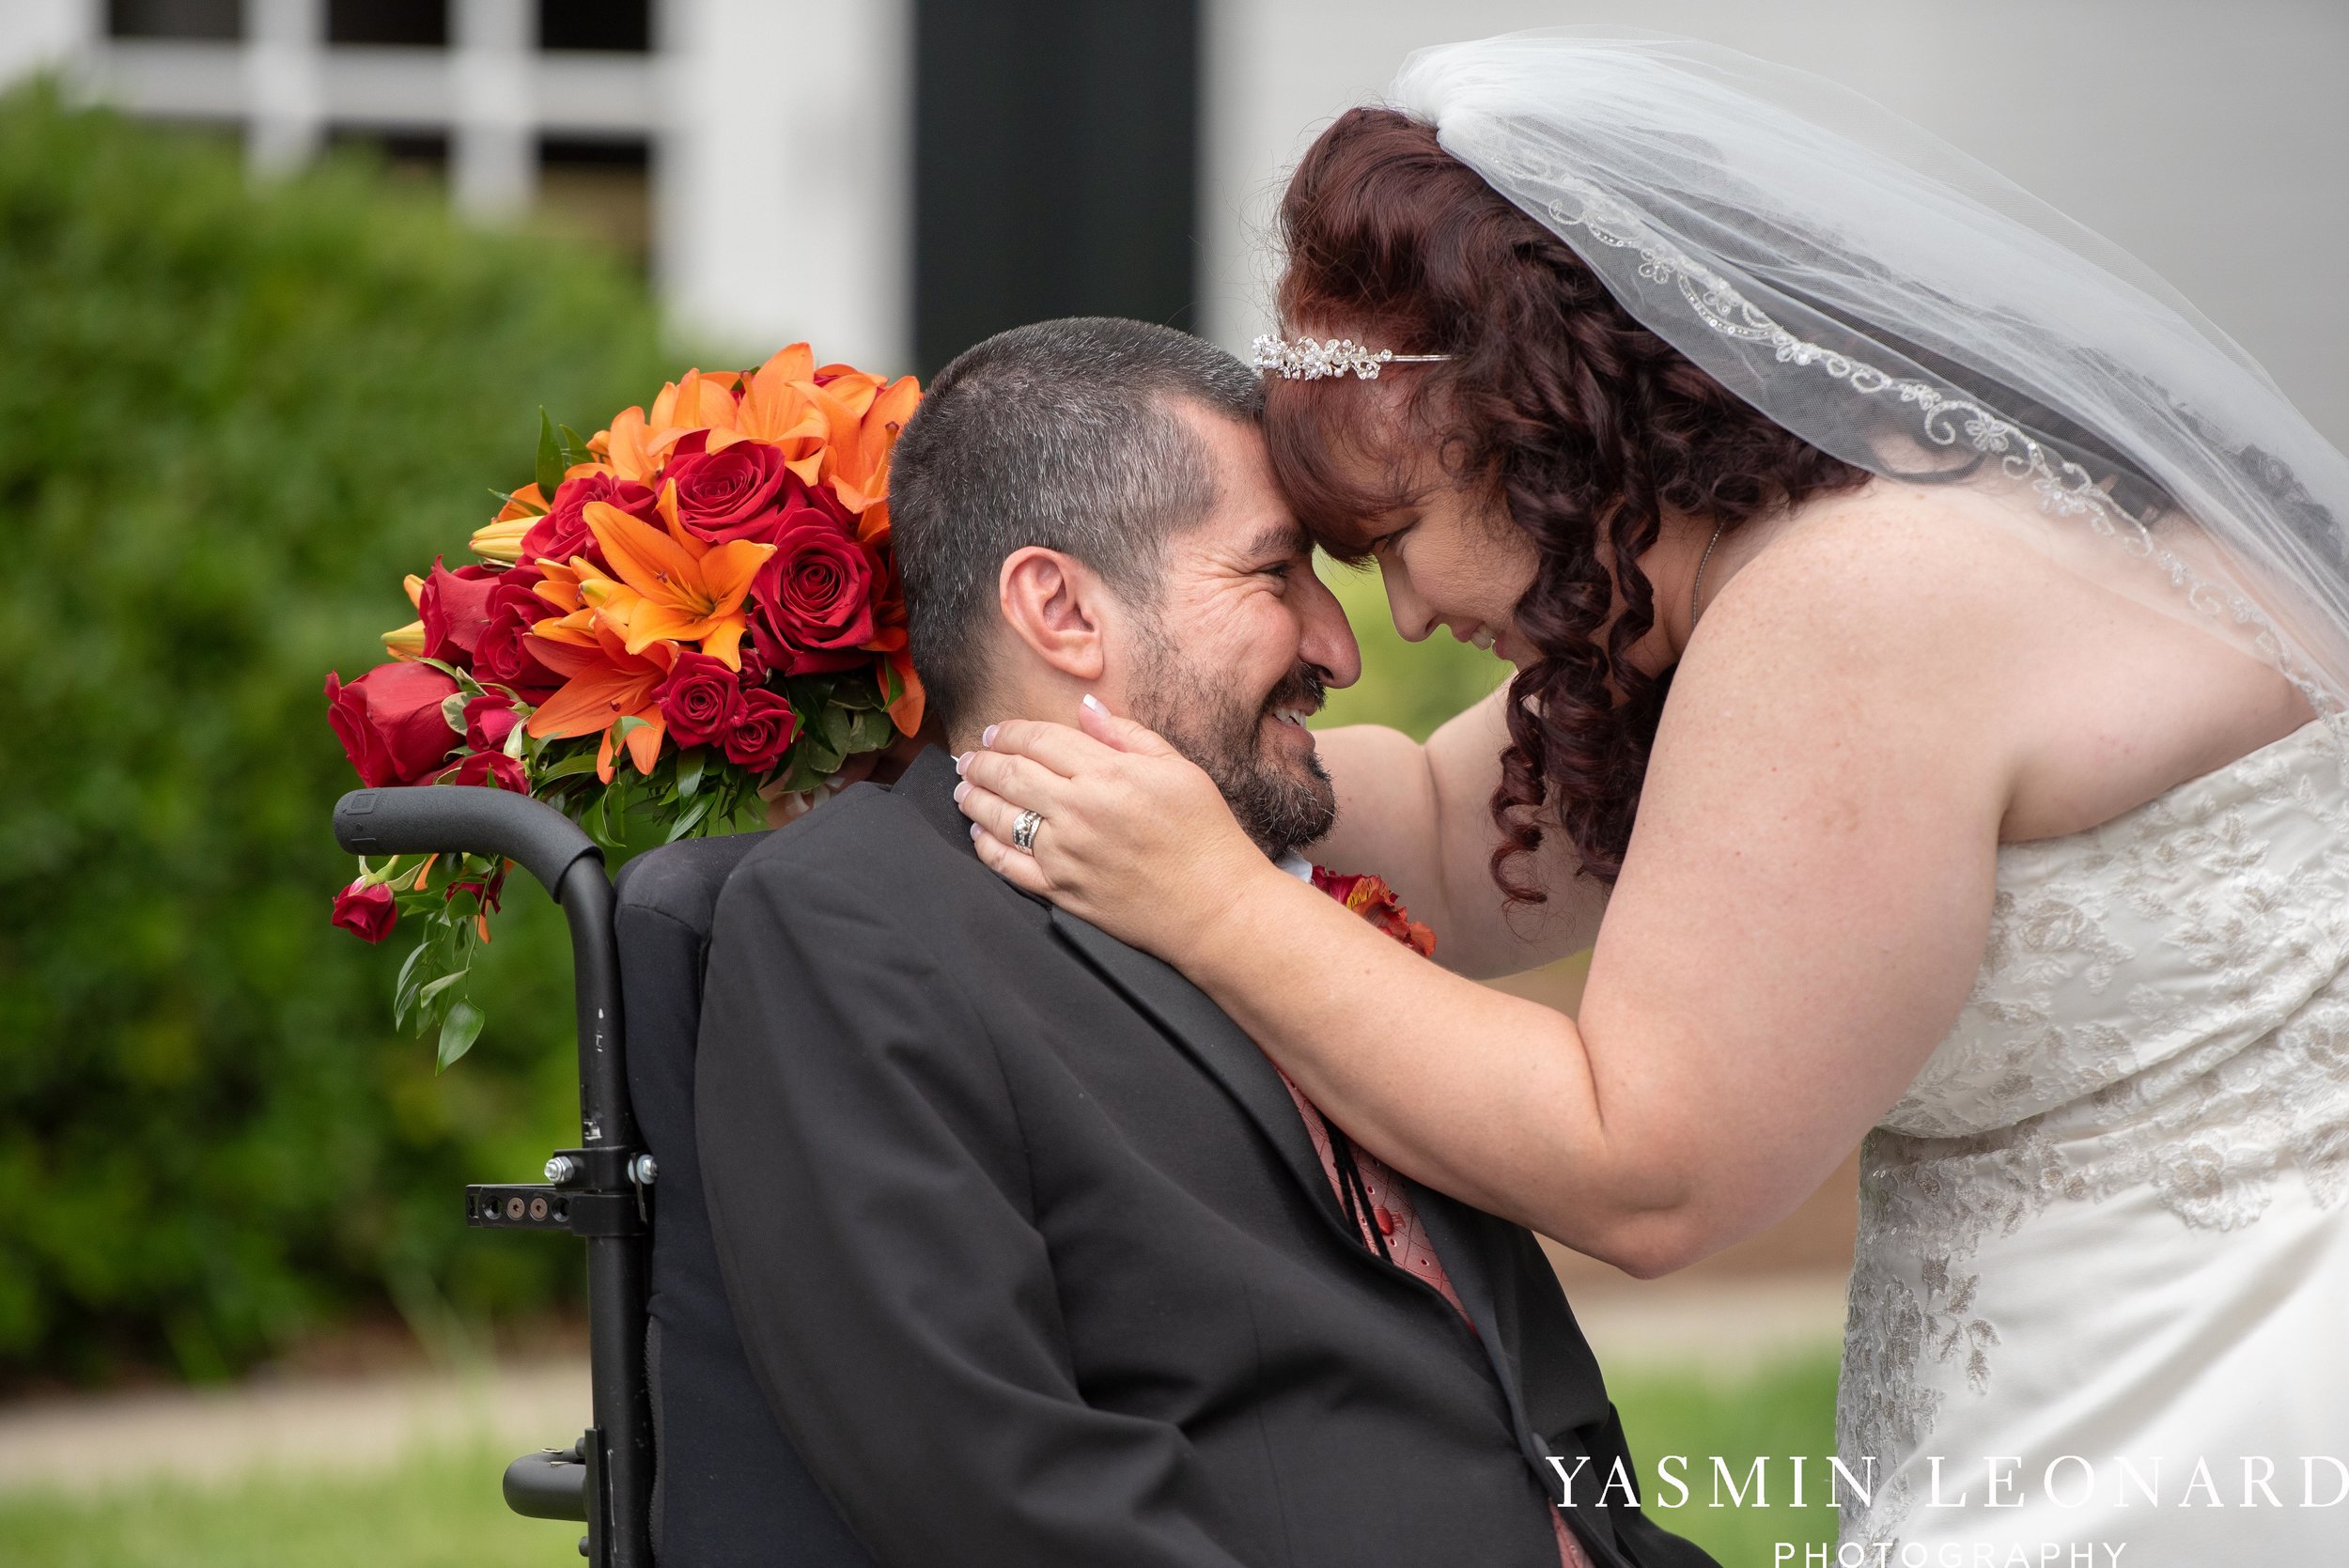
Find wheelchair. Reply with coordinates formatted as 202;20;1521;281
334;784;873;1568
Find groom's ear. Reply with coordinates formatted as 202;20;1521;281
997;546;1111;683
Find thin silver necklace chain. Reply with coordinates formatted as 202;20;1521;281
1689;521;1725;629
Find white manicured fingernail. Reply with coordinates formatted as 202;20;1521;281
969;821;982;840
981;723;1000;748
953;781;971;803
1081;693;1108;716
955;752;972;775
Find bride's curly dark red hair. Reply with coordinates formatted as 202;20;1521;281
1268;108;1871;899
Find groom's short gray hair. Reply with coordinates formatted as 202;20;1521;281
889;318;1263;733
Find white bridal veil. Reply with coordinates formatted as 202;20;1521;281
1390;30;2349;732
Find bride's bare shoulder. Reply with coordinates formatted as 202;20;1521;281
1691;480;2056;706
1684;479;2315;842
1724;479;2060;611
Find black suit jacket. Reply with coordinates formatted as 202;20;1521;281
696;746;1715;1568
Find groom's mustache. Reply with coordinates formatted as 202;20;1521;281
1262;666;1329;724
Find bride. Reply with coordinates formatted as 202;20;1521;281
949;30;2349;1564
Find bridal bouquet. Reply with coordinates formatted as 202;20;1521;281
324;346;924;1064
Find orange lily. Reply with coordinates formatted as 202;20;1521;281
581;492;773;668
522;621;677;781
732;344;832;479
880;646;925;736
648;367;741;446
592;406;657;483
829;375;922;516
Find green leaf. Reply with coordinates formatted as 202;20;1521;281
535;408;564;498
412;657;484;703
416;969;469;1008
818;701;854;753
774;741;839;796
663;791;716;843
392;939;432;1030
489;485;550;517
595;773;624;847
840;669;887;710
846;706;895;753
675;748;705;800
436;1001;486;1072
781;675;838;716
559;423;588;467
537;748;604;783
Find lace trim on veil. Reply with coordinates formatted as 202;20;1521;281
1533;177;2349;746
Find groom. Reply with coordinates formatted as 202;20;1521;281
694;318;1714;1568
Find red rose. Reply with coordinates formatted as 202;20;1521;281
748;511;879;675
474;570;563;694
667;442;792;545
654;651;745;748
331;879;398;943
440;749;529;793
445;860;509;916
723;688;800;770
417;558;501;665
326;662;461;786
463;690;521;753
522;473;658;567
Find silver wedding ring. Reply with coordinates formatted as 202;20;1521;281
1011;809;1043;854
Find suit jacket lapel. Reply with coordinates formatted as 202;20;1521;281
1410;1186;1539;1454
1049;908;1348;1229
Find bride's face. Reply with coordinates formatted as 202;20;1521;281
1348;461;1542;672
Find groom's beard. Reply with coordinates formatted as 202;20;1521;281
1128;629;1337;861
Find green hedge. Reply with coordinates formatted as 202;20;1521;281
0;85;675;1383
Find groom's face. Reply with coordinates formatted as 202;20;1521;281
1120;404;1362;857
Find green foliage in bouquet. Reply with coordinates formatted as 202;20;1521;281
0;84;676;1384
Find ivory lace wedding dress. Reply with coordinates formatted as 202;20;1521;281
1837;715;2349;1561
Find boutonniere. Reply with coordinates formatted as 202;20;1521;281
1309;866;1436;958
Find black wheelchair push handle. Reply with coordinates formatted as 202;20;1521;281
334;785;600;894
331;784;654;1568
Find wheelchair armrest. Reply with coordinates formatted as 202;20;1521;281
334;786;600;896
505;1442;591;1522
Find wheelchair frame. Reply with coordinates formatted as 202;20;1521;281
334;785;654;1568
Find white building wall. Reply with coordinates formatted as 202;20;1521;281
656;0;911;369
0;0;89;84
1202;0;2349;448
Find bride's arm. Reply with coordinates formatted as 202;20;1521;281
960;520;2026;1272
1309;686;1610;979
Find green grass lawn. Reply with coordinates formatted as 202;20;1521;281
1613;1348;1843;1565
0;1349;1839;1568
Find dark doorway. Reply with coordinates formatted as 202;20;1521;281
537;0;650;53
326;0;448;47
912;0;1200;376
106;0;241;39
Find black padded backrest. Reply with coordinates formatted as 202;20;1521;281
615;835;876;1568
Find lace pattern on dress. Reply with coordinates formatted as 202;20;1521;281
1832;721;2349;1540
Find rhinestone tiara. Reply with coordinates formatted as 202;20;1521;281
1251;334;1453;380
